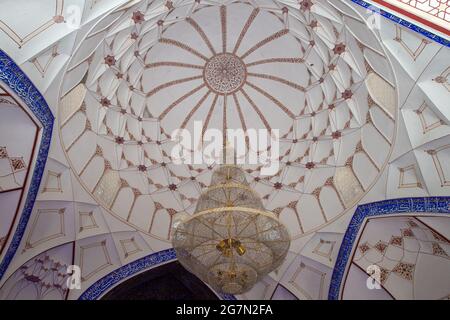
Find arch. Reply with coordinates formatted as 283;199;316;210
102;261;219;300
0;50;54;281
78;248;236;300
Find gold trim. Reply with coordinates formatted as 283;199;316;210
202;182;258;195
185;206;279;223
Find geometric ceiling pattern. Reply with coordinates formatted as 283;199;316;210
0;0;449;300
0;85;39;258
343;215;450;300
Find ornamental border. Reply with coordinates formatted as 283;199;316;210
353;0;449;47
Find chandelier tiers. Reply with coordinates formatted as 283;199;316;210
172;165;291;295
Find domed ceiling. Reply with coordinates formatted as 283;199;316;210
0;0;449;300
59;0;397;242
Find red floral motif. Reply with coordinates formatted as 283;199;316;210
332;131;341;139
169;183;177;191
204;53;246;94
305;162;315;169
100;97;110;106
367;265;390;285
374;241;388;254
165;1;174;10
341;89;353;100
431;231;450;243
378;266;390;284
392;262;415;281
434;75;447;84
408;220;419;227
300;0;314;11
115;137;124;144
309;20;318;28
402;228;414;238
359;242;370;254
390;236;403;247
0;146;8;158
432;242;448;257
132;11;145;24
11;158;26;171
104;55;116;67
333;43;346;55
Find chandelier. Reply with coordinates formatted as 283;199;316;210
172;164;291;295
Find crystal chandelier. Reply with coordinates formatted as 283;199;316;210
172;164;291;295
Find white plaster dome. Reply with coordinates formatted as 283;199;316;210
58;0;397;243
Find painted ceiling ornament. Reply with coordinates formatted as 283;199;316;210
172;147;290;294
203;53;247;94
165;1;174;10
333;43;346;55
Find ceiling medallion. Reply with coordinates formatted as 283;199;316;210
172;163;290;295
203;53;247;94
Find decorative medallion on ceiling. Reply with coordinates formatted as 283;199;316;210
58;0;397;244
